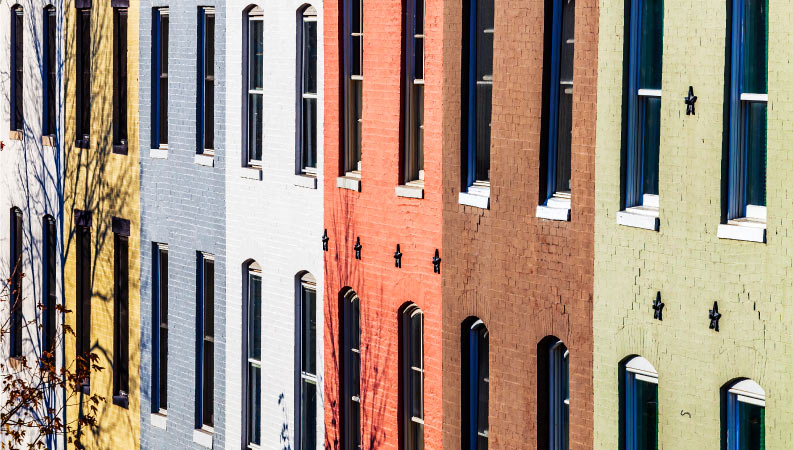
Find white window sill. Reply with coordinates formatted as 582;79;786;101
240;167;262;180
42;135;56;148
194;153;215;167
150;148;168;159
717;221;766;243
193;428;214;449
151;412;167;430
294;174;318;189
617;207;660;231
395;183;424;199
537;196;571;221
459;184;490;209
337;175;361;192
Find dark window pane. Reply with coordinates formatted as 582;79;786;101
205;80;215;149
206;14;215;79
746;101;767;206
11;8;24;131
350;401;361;449
76;226;91;377
203;340;214;427
45;9;57;136
304;19;318;94
352;0;362;34
352;79;363;169
302;286;317;374
248;274;262;360
477;330;489;441
352;36;363;76
414;38;424;80
44;218;57;356
251;20;264;89
159;14;169;146
555;87;573;194
559;0;575;84
415;0;425;35
742;0;768;95
738;401;765;450
203;260;214;339
113;234;129;396
639;0;663;90
302;98;318;169
635;379;658;450
249;94;263;161
301;380;317;449
204;11;215;150
76;10;91;141
248;365;261;445
641;96;661;196
475;82;492;181
113;9;128;146
10;209;23;357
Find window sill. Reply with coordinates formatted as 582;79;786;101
240;166;262;180
717;221;766;243
9;130;23;141
537;196;571;221
75;138;90;149
193;427;214;449
617;207;660;231
294;174;318;189
112;393;129;408
337;175;361;192
458;185;490;209
113;143;128;155
42;135;56;148
151;412;167;430
194;153;215;167
395;182;424;199
150;148;168;159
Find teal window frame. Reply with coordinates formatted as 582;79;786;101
726;380;765;450
623;357;658;450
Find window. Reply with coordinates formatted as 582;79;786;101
542;338;569;450
298;7;318;174
401;305;424;450
462;318;488;450
245;263;262;448
246;7;264;166
624;0;663;213
297;273;317;449
542;0;575;208
112;219;130;407
75;6;91;148
342;0;363;176
462;0;493;192
75;212;91;390
341;289;361;450
10;5;24;134
197;253;214;430
622;356;658;450
725;379;765;450
113;6;128;153
43;7;57;138
152;244;168;413
726;0;767;224
43;216;56;359
198;7;215;154
152;8;169;149
402;0;425;184
9;208;23;358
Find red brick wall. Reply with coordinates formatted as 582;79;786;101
322;0;444;447
441;0;598;448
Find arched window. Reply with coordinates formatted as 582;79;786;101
341;289;361;449
462;318;488;450
298;6;318;174
10;5;24;134
245;261;262;447
9;207;23;357
244;6;264;166
538;337;569;450
725;379;765;450
621;356;658;450
400;304;424;449
297;272;318;449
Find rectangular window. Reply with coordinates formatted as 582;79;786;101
113;7;128;153
343;0;363;175
75;7;91;148
298;276;317;449
112;222;129;407
197;254;214;430
401;307;424;450
246;267;262;448
726;0;767;224
152;8;169;149
247;9;264;165
10;208;23;358
43;7;57;138
198;7;215;154
463;320;488;450
625;0;663;212
152;244;168;413
402;0;425;184
463;0;493;192
75;218;91;390
10;6;24;134
543;0;575;208
43;216;57;358
299;7;318;174
341;291;361;450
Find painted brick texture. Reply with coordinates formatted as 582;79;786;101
322;0;444;447
441;0;598;449
63;0;142;448
138;1;228;449
594;1;793;448
222;1;325;449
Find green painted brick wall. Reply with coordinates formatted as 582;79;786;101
594;0;793;448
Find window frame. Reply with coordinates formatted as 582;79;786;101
43;6;57;139
112;222;130;408
42;215;57;359
198;7;216;155
245;7;265;167
9;207;23;358
401;305;424;450
341;290;361;450
341;0;363;177
298;7;319;175
113;6;128;154
196;253;215;431
152;7;169;150
402;0;425;185
547;339;569;450
75;214;92;391
726;379;765;450
623;356;658;450
244;263;262;449
10;5;24;135
462;318;489;450
152;243;168;414
296;274;318;450
75;6;91;148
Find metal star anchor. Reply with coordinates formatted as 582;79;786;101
354;237;362;260
684;86;697;116
394;244;402;268
652;292;664;321
709;301;722;332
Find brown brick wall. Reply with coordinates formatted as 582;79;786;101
441;0;598;448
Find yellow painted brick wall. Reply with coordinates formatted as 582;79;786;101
64;1;140;448
595;0;793;448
